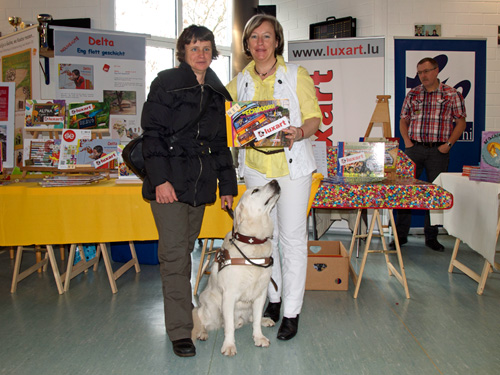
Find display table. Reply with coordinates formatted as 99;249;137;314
0;180;246;293
431;173;500;294
311;147;453;299
312;176;453;299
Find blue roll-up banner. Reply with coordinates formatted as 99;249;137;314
394;37;486;228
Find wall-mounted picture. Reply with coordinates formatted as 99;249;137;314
103;90;137;115
415;24;441;37
58;64;94;90
2;49;32;112
110;117;140;142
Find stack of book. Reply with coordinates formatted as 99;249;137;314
469;168;500;183
462;165;480;177
39;174;105;187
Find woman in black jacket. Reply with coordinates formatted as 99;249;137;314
141;25;237;358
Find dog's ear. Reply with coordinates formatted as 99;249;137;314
233;201;244;231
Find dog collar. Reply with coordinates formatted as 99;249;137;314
232;230;269;245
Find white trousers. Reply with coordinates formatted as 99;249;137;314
244;167;312;318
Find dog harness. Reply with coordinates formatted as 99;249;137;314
217;207;278;291
216;248;273;272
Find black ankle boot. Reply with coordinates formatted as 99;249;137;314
172;338;196;357
263;299;281;323
277;315;299;340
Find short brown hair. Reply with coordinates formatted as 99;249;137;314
176;25;219;62
417;57;438;69
242;14;284;58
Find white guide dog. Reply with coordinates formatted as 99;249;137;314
193;179;281;356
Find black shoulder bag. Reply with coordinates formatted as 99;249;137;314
122;90;213;180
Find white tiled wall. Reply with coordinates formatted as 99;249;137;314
1;0;499;129
261;0;500;131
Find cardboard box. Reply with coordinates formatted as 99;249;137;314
306;241;349;291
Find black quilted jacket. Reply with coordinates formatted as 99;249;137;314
141;62;237;205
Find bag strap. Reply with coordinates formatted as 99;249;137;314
250;144;285;155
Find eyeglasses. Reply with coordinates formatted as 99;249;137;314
417;67;437;75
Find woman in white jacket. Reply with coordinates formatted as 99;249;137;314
226;14;322;341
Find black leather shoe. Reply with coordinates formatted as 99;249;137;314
425;239;445;252
389;237;407;250
277;315;299;340
263;299;281;323
172;338;196;357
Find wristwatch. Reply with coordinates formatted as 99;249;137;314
447;142;453;147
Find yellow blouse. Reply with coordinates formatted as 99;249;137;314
226;56;321;178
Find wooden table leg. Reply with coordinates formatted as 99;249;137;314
350;209;410;299
99;242;141;294
11;245;64;294
448;237;494;296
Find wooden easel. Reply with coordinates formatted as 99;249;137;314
365;95;392;138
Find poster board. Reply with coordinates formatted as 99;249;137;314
394;37;487;228
0;26;41;168
0;82;15;168
53;27;146;144
394;37;487;173
288;37;385;145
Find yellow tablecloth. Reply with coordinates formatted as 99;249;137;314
0;180;246;246
1;173;323;247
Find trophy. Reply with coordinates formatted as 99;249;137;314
37;14;53;48
8;16;22;32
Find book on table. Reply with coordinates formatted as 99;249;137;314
331;141;385;183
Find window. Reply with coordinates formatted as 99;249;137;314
115;0;232;92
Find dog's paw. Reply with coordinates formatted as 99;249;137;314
235;318;244;329
261;317;275;327
254;335;270;348
221;342;237;356
197;330;208;341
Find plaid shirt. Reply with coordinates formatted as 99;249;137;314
400;81;466;142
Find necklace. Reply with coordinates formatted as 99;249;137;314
254;59;277;77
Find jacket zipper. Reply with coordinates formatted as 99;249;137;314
193;85;204;206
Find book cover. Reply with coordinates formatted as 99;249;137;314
225;100;291;147
67;102;110;130
480;131;500;172
337;142;385;179
25;99;66;129
58;129;92;169
360;137;400;171
77;138;119;169
24;139;61;167
117;144;141;181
